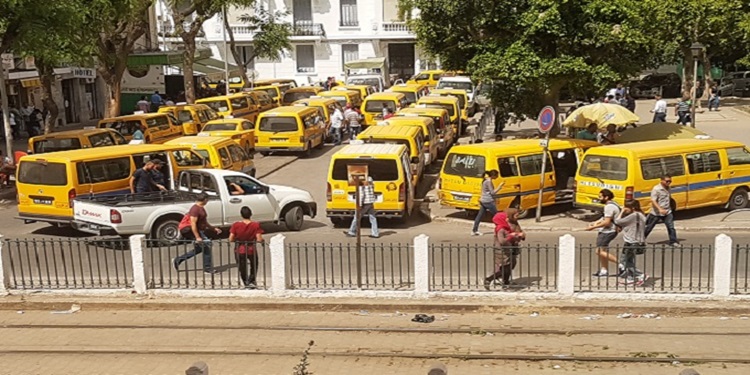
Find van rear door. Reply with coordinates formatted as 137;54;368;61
17;160;72;218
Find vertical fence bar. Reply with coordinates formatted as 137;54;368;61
130;235;147;294
558;235;575;296
414;234;429;295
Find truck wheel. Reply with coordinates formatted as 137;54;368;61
153;218;181;246
729;188;749;210
284;206;304;231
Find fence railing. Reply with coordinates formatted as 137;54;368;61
0;234;747;298
576;244;713;294
286;242;413;290
4;237;131;289
429;243;557;292
143;240;269;290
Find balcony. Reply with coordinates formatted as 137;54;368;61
381;21;412;33
292;21;326;38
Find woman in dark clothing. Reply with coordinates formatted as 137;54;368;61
229;206;264;288
484;208;525;289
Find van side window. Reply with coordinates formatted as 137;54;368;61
172;150;204;167
177;110;193;123
640;156;685;180
228;144;247;163
727;147;750;165
219;148;232;168
133;153;168;168
88;132;115;147
231;97;249;110
77;157;131;184
246;95;258;106
111;132;127;145
687;151;721;174
242;121;253;130
518;154;551;176
145;116;170;129
497;157;519;177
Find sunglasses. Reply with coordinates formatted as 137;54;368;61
664;180;672;184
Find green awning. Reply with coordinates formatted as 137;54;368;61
172;58;242;81
344;57;386;70
127;49;213;67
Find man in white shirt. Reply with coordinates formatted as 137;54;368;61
650;94;667;123
330;107;344;145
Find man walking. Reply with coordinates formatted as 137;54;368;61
675;96;691;125
150;91;164;112
330;106;344;145
586;189;621;277
644;175;679;246
344;103;362;139
345;176;379;239
173;193;222;274
129;159;166;193
650;94;667;123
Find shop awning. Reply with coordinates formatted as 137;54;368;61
21;78;41;87
173;58;243;81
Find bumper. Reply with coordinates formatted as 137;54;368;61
327;209;405;219
17;213;73;226
572;202;604;212
71;220;118;236
256;146;307;152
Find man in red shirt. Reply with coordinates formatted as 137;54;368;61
229;206;264;288
173;193;222;274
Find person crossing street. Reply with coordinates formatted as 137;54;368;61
345;176;379;239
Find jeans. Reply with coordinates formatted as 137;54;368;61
676;111;691;125
175;232;213;271
348;204;379;237
709;97;720;110
330;127;342;145
653;112;666;123
349;126;361;139
644;213;678;244
235;251;258;286
472;201;498;233
621;243;644;278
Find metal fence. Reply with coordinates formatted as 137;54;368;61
576;244;713;293
144;240;269;290
733;244;750;295
4;237;131;289
430;243;558;292
286;242;413;290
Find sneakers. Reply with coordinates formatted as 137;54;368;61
471;231;482;236
203;269;219;275
592;270;609;277
616;265;626;278
669;241;680;247
619;274;647;286
343;231;356;238
172;257;182;271
483;279;492;291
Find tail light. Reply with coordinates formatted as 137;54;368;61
68;189;76;208
254;136;258;143
572;180;577;193
437;177;442;191
326;183;332;202
300;136;305;143
398;183;406;202
625;186;634;201
110;209;122;224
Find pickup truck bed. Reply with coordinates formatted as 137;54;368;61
76;191;212;207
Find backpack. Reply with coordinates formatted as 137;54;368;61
605;201;622;233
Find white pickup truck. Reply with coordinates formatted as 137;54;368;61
72;169;317;243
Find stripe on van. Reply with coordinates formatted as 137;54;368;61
633;175;750;199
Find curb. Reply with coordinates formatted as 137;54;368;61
431;215;750;233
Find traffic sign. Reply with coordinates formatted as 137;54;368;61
538;106;556;133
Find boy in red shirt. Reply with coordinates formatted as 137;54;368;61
229;206;264;288
173;193;222;274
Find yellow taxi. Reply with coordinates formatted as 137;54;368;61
415;95;462;136
388;83;430;105
333;84;377;99
28;128;127;154
575;139;750;213
254;106;326;156
360;92;408;127
396;107;454;155
254;79;298;89
407;70;444;88
196;93;260;123
430;88;473;122
440;139;598;218
158;103;219;135
253;85;289;105
318;90;362;109
199;118;256;155
357;125;425;184
292;97;342;136
98;113;184;144
246;90;278;112
281;86;324;106
326;144;416;224
377;115;439;166
166;136;255;176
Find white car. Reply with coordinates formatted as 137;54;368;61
436;76;477;103
72;169;317;244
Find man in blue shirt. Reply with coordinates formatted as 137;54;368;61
150;91;163;112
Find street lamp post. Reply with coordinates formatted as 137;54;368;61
690;42;704;129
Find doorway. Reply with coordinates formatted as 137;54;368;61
62;79;80;124
387;43;415;83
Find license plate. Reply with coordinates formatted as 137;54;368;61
452;194;470;202
271;138;287;143
347;193;383;203
33;199;53;205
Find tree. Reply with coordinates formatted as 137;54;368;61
402;0;663;128
168;0;256;102
88;0;153;118
223;6;292;89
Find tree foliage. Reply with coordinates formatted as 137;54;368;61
404;0;664;125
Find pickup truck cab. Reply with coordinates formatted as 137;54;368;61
72;169;317;244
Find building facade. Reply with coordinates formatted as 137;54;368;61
156;0;432;86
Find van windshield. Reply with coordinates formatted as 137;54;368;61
18;161;67;186
365;100;396;113
145;116;170;128
437;81;474;92
33;138;82;153
203;123;237;131
259;117;299;132
399;92;417;104
332;159;399;181
348;78;381;87
579;155;628;181
256;88;278;99
283;91;314;103
421;103;455;117
443;153;486;178
437;93;465;108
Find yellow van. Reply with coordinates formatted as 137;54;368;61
377;116;439;166
388;83;430;105
575;139;750;213
166;136;255;176
246;90;277;112
430;88;474;121
28;128;127;154
253;85;289;105
198;118;255;155
334;85;376;100
396;107;454;155
254;79;298;89
281;86;324;106
326;144;416;224
292;97;342;135
16;144;206;225
357;125;425;184
361;92;408;127
318;90;363;109
416;95;463;136
158;103;219;135
196;93;260;123
439;139;598;218
254;106;326;156
98;113;184;144
407;70;444;88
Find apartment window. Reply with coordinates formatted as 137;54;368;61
234;46;255;70
340;0;358;26
342;44;359;70
296;45;315;73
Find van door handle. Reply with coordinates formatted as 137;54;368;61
230;198;241;204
